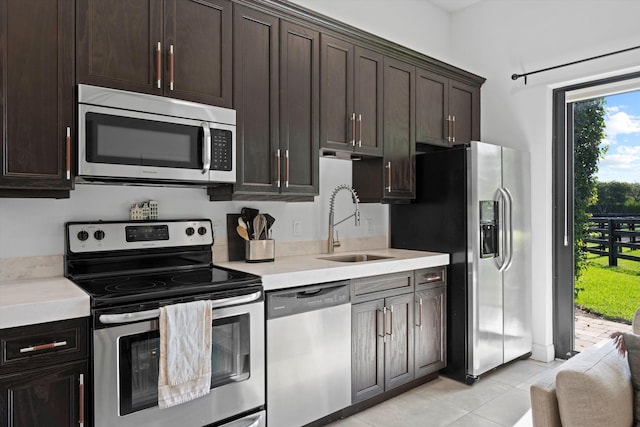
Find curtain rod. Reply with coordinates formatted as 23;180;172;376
511;44;640;84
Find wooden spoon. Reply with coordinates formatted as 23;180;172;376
236;225;250;241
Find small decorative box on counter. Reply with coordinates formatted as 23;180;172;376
245;239;275;263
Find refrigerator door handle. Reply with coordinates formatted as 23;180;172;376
495;187;513;272
502;186;515;271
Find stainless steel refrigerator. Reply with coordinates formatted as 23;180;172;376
390;141;531;383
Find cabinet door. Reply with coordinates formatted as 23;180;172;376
354;47;383;156
0;0;74;195
280;21;319;196
384;293;414;390
320;35;354;152
383;57;415;200
0;361;87;427
232;5;279;195
77;0;163;95
415;286;447;378
415;68;449;144
449;79;480;144
164;0;232;106
352;299;385;403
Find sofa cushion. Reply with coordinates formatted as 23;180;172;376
621;333;640;426
555;340;633;427
530;368;562;427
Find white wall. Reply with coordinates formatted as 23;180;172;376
288;0;453;65
449;0;640;361
0;158;388;258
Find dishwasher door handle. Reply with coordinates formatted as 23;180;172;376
296;284;347;299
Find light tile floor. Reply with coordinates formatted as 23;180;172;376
328;358;564;427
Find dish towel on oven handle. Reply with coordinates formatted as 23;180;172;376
158;299;212;408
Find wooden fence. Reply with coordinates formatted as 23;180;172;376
585;216;640;266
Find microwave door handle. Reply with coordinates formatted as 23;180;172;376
202;122;211;174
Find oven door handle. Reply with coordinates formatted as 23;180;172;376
98;290;262;324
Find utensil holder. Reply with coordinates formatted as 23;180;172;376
245;239;275;262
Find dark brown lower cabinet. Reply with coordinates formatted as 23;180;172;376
415;286;447;377
0;318;89;427
351;271;415;404
0;361;87;427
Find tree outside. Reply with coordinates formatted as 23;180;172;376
573;98;607;279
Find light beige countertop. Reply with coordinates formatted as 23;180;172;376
215;248;449;291
0;277;90;329
0;248;448;328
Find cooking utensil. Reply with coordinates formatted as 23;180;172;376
241;207;259;239
253;214;267;240
264;213;275;237
238;217;248;229
236;225;250;241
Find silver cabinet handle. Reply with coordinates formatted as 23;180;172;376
385;161;392;192
20;340;67;353
285;149;289;188
446;115;452;142
169;44;175;91
451;115;456;143
276;148;281;188
202;122;211;174
66;127;71;180
99;291;262;324
417;298;423;329
350;112;356;146
156;42;162;89
358;114;362;147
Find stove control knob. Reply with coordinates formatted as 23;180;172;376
185;227;195;236
77;230;89;241
94;230;105;241
198;227;207;236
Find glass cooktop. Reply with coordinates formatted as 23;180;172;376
72;266;261;307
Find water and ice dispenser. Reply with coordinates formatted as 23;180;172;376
479;200;498;258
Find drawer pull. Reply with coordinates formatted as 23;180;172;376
19;340;67;353
420;274;442;283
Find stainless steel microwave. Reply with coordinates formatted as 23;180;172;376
77;84;236;185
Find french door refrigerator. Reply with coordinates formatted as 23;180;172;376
390;141;531;383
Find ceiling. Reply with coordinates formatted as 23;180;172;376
427;0;482;12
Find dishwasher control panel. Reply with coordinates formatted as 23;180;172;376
266;281;350;319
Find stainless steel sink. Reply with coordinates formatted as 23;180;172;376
319;254;393;263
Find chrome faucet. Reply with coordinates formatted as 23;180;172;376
328;184;360;253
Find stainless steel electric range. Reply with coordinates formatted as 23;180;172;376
64;219;265;427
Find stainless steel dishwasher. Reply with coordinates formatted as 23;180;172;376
266;281;351;427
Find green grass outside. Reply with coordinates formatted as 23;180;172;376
575;248;640;323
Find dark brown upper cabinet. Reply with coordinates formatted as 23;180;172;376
320;34;383;157
77;0;232;107
382;57;416;200
209;10;319;201
416;68;480;146
353;56;415;203
280;20;320;196
0;0;74;198
228;4;280;196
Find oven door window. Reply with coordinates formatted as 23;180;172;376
85;112;202;169
118;314;251;416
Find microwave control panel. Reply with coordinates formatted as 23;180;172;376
211;129;232;171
